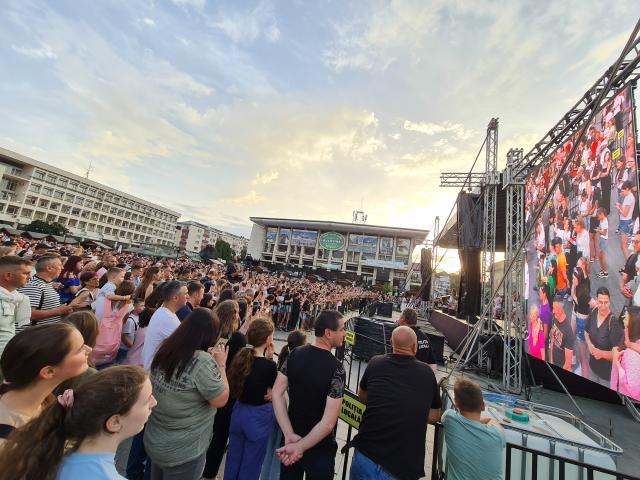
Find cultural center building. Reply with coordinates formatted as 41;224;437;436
247;217;429;288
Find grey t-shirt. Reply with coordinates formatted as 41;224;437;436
144;350;225;467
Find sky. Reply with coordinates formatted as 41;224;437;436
1;0;638;271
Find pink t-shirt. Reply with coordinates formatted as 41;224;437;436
123;327;146;366
528;324;545;360
610;343;640;402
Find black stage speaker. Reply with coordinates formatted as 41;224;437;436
419;248;432;301
376;302;393;317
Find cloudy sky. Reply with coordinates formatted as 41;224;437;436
1;0;638;266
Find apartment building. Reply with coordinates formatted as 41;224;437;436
0;147;179;246
176;220;248;255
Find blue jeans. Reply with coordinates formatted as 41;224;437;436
349;450;398;480
127;428;151;480
224;401;274;480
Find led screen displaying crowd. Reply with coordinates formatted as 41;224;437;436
524;85;640;401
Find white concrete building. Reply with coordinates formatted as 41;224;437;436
432;273;451;297
0;147;180;246
176;220;248;255
248;217;428;288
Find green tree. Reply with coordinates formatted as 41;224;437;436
382;282;393;296
26;220;68;236
214;239;233;262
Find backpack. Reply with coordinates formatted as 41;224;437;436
91;298;130;366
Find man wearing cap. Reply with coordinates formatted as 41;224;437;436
350;326;441;480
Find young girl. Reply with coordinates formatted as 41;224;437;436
611;306;640;401
0;365;156;479
117;298;144;364
225;319;276;480
58;255;83;305
0;323;91;443
122;303;152;367
527;305;545;361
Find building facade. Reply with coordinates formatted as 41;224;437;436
176;220;248;255
0;147;179;246
247;217;429;288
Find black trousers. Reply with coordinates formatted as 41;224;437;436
202;399;234;478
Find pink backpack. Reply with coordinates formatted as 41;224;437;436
91;298;130;366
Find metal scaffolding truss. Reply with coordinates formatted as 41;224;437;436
480;119;499;333
439;172;485;187
514;31;640;176
502;148;527;393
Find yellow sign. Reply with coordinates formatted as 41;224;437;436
612;148;621;160
618;129;625;139
345;330;355;345
339;390;366;429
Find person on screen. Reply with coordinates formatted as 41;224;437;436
571;258;592;379
573;218;590;262
621;234;640;302
552;238;570;297
611;306;640;401
616;181;635;259
550;297;575;371
538;284;552;345
595;208;609;277
528;305;545;361
585;287;623;386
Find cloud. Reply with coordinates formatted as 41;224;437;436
142;17;156;27
11;43;57;59
225;190;263;206
252;170;279;185
212;1;280;45
403;120;473;140
170;0;206;11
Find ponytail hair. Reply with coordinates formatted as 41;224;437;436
0;365;148;480
278;330;307;370
228;318;274;398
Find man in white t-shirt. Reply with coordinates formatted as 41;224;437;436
616;181;635;259
141;281;188;370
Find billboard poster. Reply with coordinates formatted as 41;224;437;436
291;229;318;247
379;237;394;255
278;229;291;245
266;227;277;243
347;234;378;253
524;84;640;401
319;232;345;250
395;238;411;257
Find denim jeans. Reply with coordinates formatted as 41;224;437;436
349;450;398;480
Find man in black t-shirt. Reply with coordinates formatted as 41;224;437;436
273;310;346;480
585;287;623;386
397;307;437;372
226;256;241;283
550;297;575;371
351;326;441;480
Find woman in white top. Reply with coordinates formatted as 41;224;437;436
578;190;590;231
616;180;636;259
574;218;590;262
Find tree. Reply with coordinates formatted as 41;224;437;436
214;239;233;262
382;282;393;296
26;220;68;236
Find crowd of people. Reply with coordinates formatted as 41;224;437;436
0;233;508;480
524;87;640;401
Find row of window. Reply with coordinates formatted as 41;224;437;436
23;191;173;231
31;169;177;222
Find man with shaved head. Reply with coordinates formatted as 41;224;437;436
350;326;441;480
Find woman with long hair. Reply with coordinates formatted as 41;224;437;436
58;255;83;304
0;323;91;442
224;318;276;480
202;299;245;479
0;365;155;479
145;308;228;480
134;266;161;301
55;311;100;394
527;305;545;361
277;329;307;370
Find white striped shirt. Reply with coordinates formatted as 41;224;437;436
17;276;62;331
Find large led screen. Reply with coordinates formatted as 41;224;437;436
524;85;640;401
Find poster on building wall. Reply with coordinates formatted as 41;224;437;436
347;234;378;253
379;237;394;255
396;239;411;257
266;227;277;243
291;229;318;247
278;229;291;245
